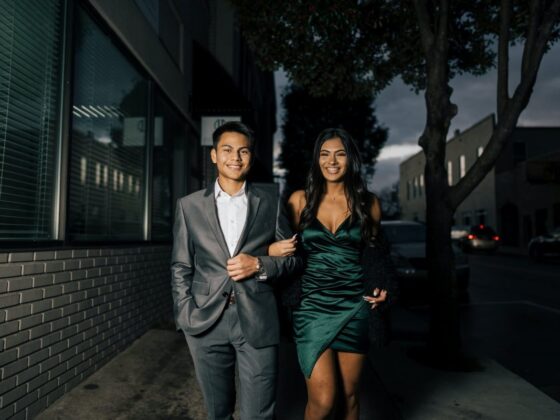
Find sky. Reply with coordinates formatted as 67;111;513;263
273;42;560;193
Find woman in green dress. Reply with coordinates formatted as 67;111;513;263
269;128;388;420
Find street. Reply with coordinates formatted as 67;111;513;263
392;252;560;403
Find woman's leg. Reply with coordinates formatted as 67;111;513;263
304;348;338;420
336;352;367;420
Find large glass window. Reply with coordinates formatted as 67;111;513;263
68;7;148;241
152;94;186;240
0;0;65;240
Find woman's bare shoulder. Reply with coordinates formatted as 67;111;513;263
288;190;306;207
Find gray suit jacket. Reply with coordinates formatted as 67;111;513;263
171;183;301;348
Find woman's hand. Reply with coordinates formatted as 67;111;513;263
363;288;388;309
268;234;297;257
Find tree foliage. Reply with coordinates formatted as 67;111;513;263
231;1;559;98
279;85;387;197
378;181;401;220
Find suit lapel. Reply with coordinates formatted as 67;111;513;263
233;185;260;256
203;186;231;259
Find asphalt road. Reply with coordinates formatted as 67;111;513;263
392;252;560;403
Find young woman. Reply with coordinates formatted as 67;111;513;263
270;128;389;420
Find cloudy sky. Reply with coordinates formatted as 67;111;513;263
273;42;560;193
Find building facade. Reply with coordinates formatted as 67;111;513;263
0;1;276;418
399;114;560;248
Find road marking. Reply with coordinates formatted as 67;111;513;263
470;260;560;278
461;300;560;315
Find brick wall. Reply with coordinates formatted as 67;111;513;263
0;245;172;419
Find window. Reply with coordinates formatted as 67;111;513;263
459;155;466;178
513;142;526;163
152;93;186;240
412;177;417;198
462;211;472;226
406;181;411;201
68;7;149;241
447;161;453;185
475;209;487;225
0;0;65;240
419;174;424;196
477;146;484;157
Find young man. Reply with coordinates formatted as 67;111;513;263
171;121;300;419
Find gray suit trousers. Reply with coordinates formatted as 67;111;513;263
184;304;278;420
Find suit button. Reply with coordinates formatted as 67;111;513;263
222;292;228;297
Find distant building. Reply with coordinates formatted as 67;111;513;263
399;114;560;248
495;127;560;246
0;1;275;417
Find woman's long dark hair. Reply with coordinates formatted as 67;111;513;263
299;128;376;244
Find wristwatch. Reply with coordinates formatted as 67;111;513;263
255;257;267;279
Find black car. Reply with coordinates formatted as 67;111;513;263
382;221;470;303
528;227;560;261
454;224;500;253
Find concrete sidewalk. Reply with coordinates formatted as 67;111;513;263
370;343;560;419
36;328;560;420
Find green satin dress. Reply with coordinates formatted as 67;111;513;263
293;216;370;378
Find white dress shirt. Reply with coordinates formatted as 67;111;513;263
214;179;248;256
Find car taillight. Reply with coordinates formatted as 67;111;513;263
493;235;500;241
467;234;476;240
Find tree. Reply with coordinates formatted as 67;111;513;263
231;0;560;365
279;85;388;197
378;182;401;220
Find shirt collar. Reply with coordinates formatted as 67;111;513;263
214;179;247;199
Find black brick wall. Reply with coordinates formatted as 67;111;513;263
0;245;172;419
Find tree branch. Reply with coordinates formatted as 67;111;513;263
515;0;560;109
450;0;560;209
435;0;449;57
497;0;511;120
413;0;435;55
521;0;541;77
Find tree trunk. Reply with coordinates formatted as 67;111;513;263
413;0;474;368
425;168;460;359
420;100;463;364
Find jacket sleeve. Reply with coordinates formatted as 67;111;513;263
258;197;303;285
171;199;194;326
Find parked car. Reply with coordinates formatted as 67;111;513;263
454;224;500;253
528;227;560;261
382;221;470;304
451;225;470;241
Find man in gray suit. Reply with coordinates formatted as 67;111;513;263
171;121;300;419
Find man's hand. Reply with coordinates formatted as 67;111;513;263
227;253;259;281
268;234;297;257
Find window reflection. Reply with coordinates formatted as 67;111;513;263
68;7;147;241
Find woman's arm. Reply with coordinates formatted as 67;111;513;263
287;189;305;231
268;190;306;257
369;193;382;236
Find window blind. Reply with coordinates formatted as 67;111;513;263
0;0;64;240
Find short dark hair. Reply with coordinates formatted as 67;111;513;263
212;121;255;149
